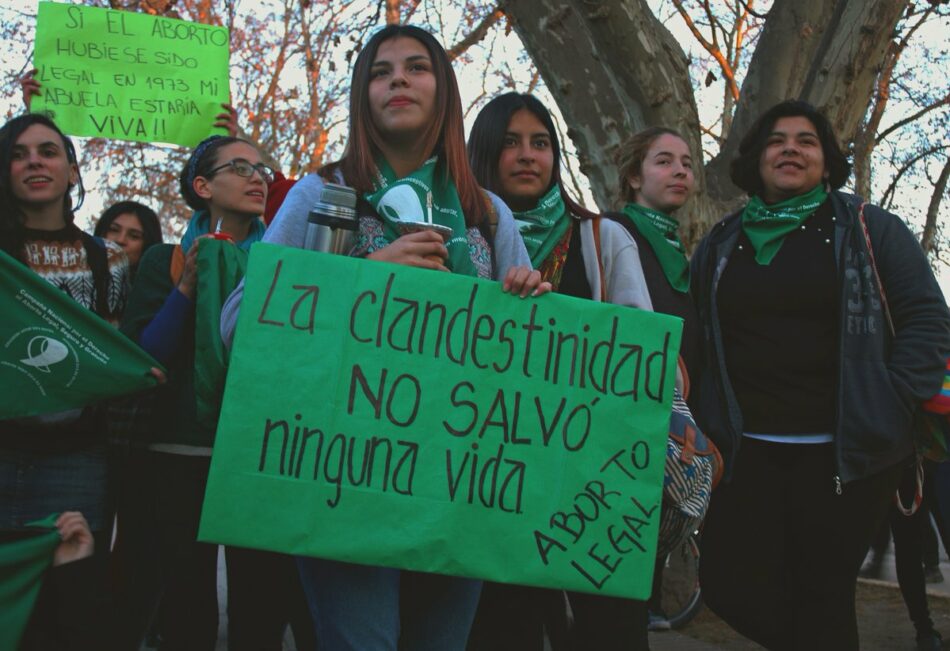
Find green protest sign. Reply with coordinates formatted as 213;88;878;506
31;2;230;148
0;251;162;420
200;243;681;598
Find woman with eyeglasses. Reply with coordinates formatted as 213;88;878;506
119;135;315;651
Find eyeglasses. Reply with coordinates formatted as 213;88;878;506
207;158;275;184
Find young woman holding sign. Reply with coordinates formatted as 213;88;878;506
465;93;658;651
120;135;314;651
0;114;131;544
220;25;546;651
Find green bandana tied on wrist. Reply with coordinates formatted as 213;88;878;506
621;202;690;293
512;185;570;269
741;184;828;265
364;156;477;277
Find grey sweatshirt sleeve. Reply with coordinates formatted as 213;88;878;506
220;174;327;348
487;191;531;280
262;173;327;247
579;218;654;310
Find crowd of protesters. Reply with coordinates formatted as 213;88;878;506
2;22;950;651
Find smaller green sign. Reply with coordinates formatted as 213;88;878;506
0;251;162;420
31;2;230;148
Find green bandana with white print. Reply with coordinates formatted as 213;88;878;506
511;185;570;268
364;156;477;277
741;184;828;265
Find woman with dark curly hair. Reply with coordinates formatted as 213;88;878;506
692;99;950;650
94;200;163;274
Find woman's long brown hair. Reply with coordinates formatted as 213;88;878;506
324;25;488;226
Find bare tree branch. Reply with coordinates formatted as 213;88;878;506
881;144;949;210
447;7;504;60
922;155;950;254
876;94;950;145
672;0;739;100
385;0;400;25
736;0;768;20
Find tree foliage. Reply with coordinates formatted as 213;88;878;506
0;0;947;263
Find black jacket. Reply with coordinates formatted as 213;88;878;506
691;191;950;485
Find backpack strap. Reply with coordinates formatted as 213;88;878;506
485;195;499;242
591;216;607;302
169;244;186;286
859;204;928;515
856;202;896;337
79;232;111;318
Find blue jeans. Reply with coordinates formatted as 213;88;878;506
296;558;482;651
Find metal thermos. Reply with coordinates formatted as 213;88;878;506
303;183;359;254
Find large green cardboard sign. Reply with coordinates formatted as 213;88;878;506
200;244;681;598
32;2;230;147
0;251;161;420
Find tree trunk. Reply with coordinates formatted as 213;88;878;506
852;40;898;202
708;0;909;199
501;0;715;244
503;0;910;248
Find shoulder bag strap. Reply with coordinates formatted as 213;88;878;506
857;202;896;337
591;216;607;302
861;203;925;515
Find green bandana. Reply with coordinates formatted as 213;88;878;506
621;203;690;293
741;184;828;265
365;157;477;277
194;239;249;434
512;185;570;268
0;513;60;650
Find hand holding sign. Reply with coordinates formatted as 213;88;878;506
31;2;231;147
200;244;681;599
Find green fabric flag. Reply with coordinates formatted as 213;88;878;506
364;156;478;277
0;250;163;420
194;239;249;431
200;243;683;599
0;514;60;650
741;185;828;265
620;203;690;294
512;185;571;269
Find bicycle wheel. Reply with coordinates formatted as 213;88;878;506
659;531;702;630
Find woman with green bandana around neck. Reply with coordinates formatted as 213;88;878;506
466;93;654;651
613;127;701;406
467;92;652;310
611;127;703;635
691;100;950;650
220;26;547;651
